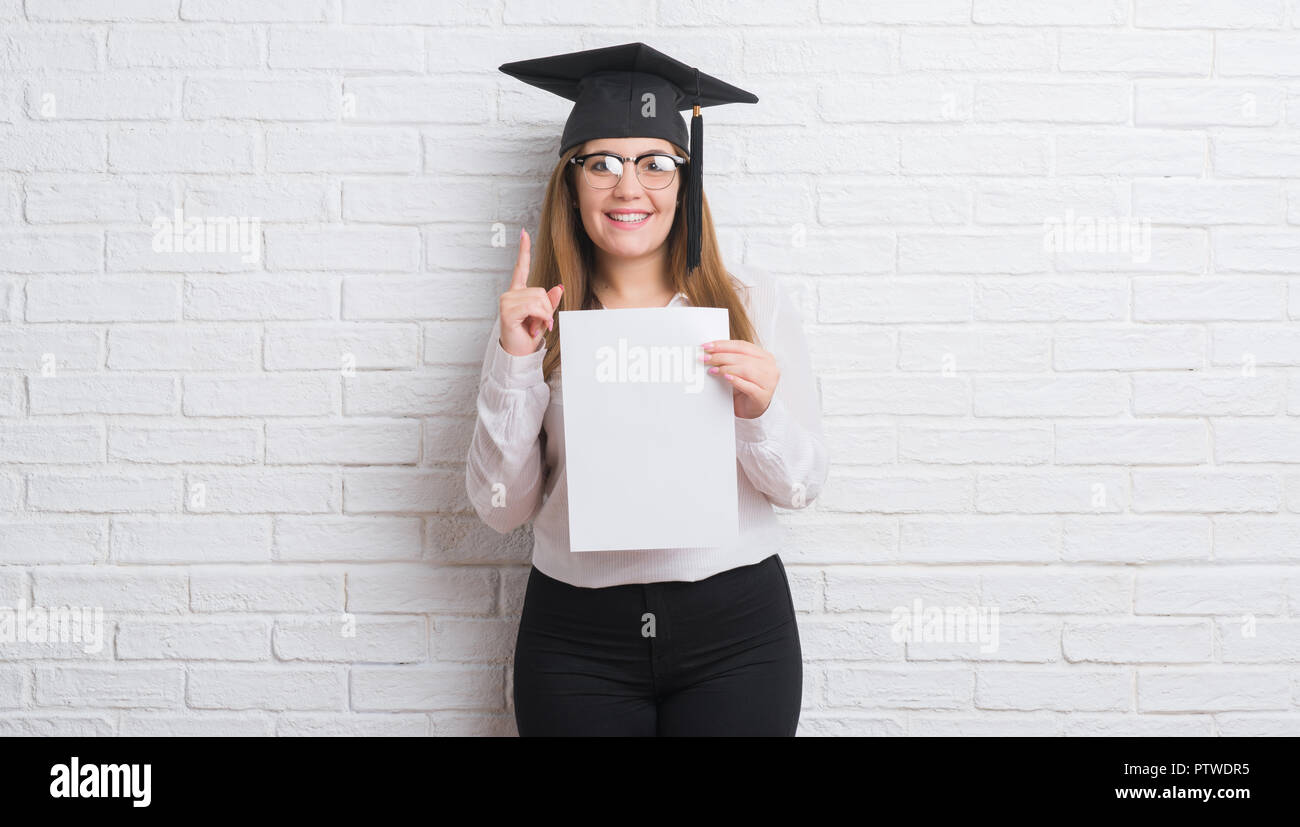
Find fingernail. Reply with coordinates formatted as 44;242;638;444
702;342;713;350
708;367;718;375
547;319;553;331
699;353;710;362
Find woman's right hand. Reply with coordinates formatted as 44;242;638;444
499;228;564;357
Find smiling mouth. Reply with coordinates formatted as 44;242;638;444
604;212;651;227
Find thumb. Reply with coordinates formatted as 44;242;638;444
547;283;564;309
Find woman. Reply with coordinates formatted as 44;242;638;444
465;43;829;736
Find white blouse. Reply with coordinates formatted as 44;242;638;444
464;268;828;588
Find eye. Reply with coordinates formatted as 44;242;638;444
592;155;621;174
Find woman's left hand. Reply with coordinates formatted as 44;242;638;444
701;340;780;420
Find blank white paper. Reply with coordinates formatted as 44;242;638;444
559;306;739;552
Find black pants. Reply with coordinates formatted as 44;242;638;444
512;552;802;736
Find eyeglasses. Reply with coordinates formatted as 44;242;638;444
569;152;687;190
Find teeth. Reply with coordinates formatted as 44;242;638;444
608;213;649;222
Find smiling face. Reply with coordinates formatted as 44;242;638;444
571;137;682;262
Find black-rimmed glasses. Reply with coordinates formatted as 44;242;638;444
569;152;687;190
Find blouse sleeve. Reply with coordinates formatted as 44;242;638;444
733;276;829;510
464;313;550;533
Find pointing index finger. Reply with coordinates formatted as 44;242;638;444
510;228;531;290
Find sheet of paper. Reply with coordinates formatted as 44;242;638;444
559;306;739;552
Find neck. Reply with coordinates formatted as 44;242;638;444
592;244;674;307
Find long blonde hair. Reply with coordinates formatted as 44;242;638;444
527;142;760;382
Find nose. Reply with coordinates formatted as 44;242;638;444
611;164;648;200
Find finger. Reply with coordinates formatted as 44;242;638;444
712;361;769;391
511;307;546;339
512;303;550;340
530;296;556;330
701;350;750;368
546;283;564;310
503;293;554;331
509;228;531;291
526;308;551;340
513;302;537;338
724;370;765;399
703;339;767;359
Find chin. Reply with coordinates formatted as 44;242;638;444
607;237;665;256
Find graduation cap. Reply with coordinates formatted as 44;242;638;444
498;42;758;274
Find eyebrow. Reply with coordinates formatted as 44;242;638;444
586;148;670;156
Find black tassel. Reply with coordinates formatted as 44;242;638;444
686;69;703;275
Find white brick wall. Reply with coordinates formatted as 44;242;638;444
0;0;1298;738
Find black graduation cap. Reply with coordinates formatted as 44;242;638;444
498;42;758;274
